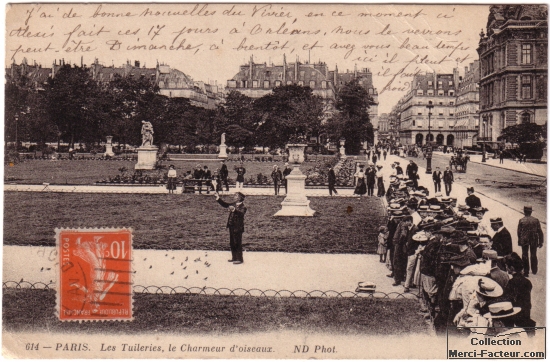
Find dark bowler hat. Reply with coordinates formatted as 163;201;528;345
524;206;533;213
235;192;246;201
467;187;475;193
490;217;503;224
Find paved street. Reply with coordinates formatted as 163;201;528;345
407;153;547;225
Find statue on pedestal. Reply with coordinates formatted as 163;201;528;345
141;121;154;147
221;132;226;145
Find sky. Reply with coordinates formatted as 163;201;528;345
5;3;490;114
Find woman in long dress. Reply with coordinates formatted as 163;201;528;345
354;165;367;197
166;165;177;194
376;165;385;197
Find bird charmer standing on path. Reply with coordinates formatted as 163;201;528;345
215;192;247;265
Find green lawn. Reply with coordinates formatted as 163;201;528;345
4;193;386;254
4;159;333;185
3;289;427;335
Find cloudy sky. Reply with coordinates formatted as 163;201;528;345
6;3;490;114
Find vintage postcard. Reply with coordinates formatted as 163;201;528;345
3;2;547;359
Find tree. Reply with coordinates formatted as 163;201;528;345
327;79;375;154
499;122;547;144
253;85;324;149
44;65;104;148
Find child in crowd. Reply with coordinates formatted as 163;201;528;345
377;226;389;263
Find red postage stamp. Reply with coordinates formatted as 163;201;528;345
56;228;133;321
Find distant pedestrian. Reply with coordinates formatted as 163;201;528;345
271;165;283;195
68;147;74;160
376;165;385;197
372;153;378;165
166;165;177;194
465;187;482;211
406;160;419;189
235;162;246;190
366;164;376;196
432;166;442;193
328;165;338;196
522;154;527;163
378;226;388;263
395;162;404;175
193;164;204;194
443;166;454;196
202;166;213;194
499;151;505;164
517;206;544;277
354;165;367;197
383;149;387;160
282;163;292;194
219;160;229;191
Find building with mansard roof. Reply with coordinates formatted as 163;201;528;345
226;55;379;128
6;58;224;110
392;62;481;148
477;4;547;148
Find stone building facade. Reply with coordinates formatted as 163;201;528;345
7;58;224;110
477;5;548;147
226;56;379;127
394;63;481;148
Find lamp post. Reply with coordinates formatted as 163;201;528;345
425;101;434;173
14;114;18;151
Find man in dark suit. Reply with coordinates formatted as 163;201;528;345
406;160;419;189
504;253;533;332
219;160;229;192
366;164;376;196
202;166;213;194
328;166;338;196
193;164;204;194
517;206;544;276
392;215;414;286
394;162;404;175
491;217;513;258
432;166;442;193
465;187;482;212
216;192;247;264
443;166;454;196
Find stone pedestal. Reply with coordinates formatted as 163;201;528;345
218;144;228;159
339;146;346;157
105;136;114;157
135;146;158;170
274;166;315;217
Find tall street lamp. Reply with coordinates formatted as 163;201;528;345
425;100;434;173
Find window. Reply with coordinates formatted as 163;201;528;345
449;91;455;96
264;80;270;88
449;81;453;86
522;112;531;124
428;81;433;86
438;90;444;96
450;101;454;105
265;71;270;77
522;75;532;98
298;81;304;86
310;81;315;88
300;71;305;78
275;80;281;87
427;90;434;96
439;102;443;105
522;44;532;64
321;81;327;89
418;112;423;116
417;90;424;95
252;80;259;88
412;120;416;126
287;81;293;85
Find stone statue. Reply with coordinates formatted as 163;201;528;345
221;133;226;145
141;121;154;147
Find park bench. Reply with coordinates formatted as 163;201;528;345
181;179;216;194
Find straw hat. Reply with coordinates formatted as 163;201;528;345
483;302;521;319
475;277;503;298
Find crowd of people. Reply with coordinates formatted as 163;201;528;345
377;164;543;336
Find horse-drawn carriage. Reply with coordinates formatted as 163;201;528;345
449;154;470;172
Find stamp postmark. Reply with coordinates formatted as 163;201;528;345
55;228;133;322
